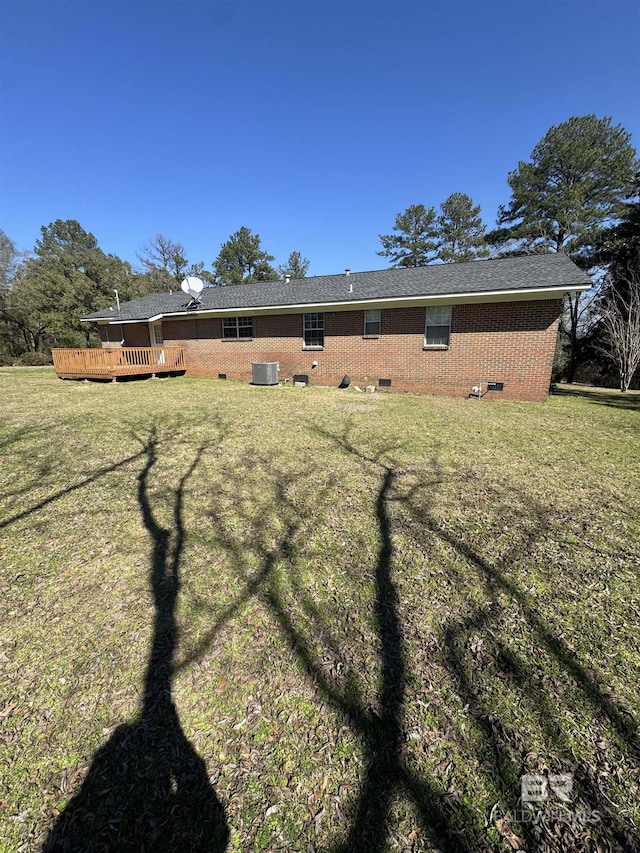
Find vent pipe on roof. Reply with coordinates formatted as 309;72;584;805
345;269;350;276
285;274;291;283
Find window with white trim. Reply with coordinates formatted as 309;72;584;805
425;305;452;347
152;322;164;345
223;316;253;338
364;309;381;336
303;312;324;347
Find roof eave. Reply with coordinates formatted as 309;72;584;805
84;282;589;324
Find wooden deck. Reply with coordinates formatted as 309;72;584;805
52;347;187;380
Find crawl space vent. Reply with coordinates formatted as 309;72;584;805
293;374;309;384
487;381;504;392
378;378;392;388
218;373;227;380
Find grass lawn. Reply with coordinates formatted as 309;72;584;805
1;368;638;853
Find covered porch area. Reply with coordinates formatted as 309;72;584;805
51;347;187;380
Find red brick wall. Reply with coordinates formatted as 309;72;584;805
121;300;562;402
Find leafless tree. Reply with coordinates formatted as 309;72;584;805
597;269;640;391
137;234;187;285
0;228;27;296
560;287;599;376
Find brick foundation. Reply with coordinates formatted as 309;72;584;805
115;300;562;403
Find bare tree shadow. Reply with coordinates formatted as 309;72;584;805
181;436;475;852
304;423;638;850
0;423;55;502
0;447;150;531
43;429;229;852
398;469;639;851
108;417;638;851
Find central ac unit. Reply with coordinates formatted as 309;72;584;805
252;362;279;386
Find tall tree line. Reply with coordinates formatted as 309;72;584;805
0;222;310;359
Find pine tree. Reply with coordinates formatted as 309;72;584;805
214;227;278;285
377;204;438;267
488;115;638;382
278;250;310;279
436;193;489;263
489;115;637;260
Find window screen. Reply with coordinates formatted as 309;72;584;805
364;309;381;336
223;316;253;338
425;306;452;346
303;313;324;347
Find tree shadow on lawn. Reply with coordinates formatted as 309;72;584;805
0;423;59;503
0;447;150;532
396;461;639;852
551;384;640;411
0;415;210;532
43;419;635;851
179;439;477;852
183;422;638;852
43;429;229;853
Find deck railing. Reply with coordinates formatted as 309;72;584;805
52;347;187;378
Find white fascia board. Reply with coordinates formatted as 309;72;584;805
155;284;587;318
87;283;589;324
84;315;163;325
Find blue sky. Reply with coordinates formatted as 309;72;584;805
1;0;639;277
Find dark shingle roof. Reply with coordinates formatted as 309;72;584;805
84;254;591;323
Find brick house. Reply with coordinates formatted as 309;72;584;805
83;254;591;402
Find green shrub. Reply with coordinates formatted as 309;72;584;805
18;351;53;366
0;353;16;367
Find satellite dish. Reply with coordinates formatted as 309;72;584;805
181;277;204;299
